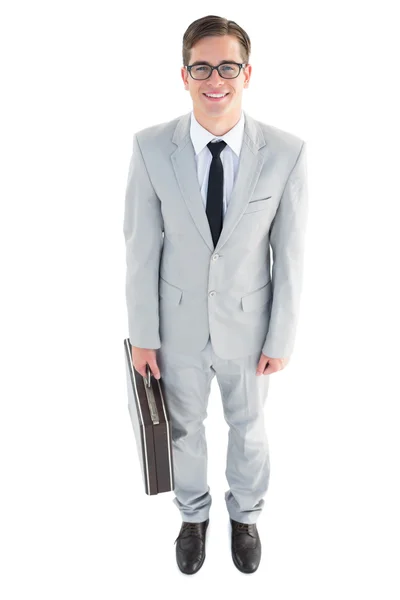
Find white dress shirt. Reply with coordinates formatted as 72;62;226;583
189;109;245;217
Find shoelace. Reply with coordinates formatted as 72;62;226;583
232;522;257;550
232;522;257;538
175;522;204;544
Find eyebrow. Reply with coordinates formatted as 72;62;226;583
189;60;239;66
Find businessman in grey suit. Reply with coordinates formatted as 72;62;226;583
123;15;308;575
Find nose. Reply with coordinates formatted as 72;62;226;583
208;68;224;85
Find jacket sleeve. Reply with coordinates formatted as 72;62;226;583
123;133;164;349
261;141;309;359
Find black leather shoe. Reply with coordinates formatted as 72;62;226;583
230;518;261;573
174;519;209;574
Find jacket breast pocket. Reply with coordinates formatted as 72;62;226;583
242;196;272;214
159;276;183;305
241;280;272;312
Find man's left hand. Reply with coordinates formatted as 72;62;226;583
256;353;289;375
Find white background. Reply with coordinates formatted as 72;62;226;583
1;0;399;597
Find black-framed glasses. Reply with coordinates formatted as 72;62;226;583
185;62;247;80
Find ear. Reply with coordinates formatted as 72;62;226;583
181;67;189;90
244;64;252;87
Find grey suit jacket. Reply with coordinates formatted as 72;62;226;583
123;110;308;360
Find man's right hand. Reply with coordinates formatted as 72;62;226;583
131;346;161;380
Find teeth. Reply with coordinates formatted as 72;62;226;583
205;93;227;98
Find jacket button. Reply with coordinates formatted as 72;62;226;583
209;291;216;297
212;254;219;261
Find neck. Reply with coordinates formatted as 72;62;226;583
193;107;242;137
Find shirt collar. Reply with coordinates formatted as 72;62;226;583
190;109;245;158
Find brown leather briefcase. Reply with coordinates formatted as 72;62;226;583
123;338;175;495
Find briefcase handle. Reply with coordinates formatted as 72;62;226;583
145;363;152;388
143;364;160;425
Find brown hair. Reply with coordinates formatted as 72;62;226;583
182;15;251;66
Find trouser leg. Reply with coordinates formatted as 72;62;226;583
212;346;271;524
156;339;214;522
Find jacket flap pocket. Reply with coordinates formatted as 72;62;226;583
159;277;183;304
243;196;272;214
241;281;272;312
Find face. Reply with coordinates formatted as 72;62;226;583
181;35;251;119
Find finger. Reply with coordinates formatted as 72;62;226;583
256;359;268;375
148;360;161;380
135;364;147;378
263;362;277;375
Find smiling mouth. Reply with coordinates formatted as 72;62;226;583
203;92;230;100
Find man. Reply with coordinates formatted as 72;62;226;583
123;15;308;575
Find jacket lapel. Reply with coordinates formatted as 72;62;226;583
170;110;267;253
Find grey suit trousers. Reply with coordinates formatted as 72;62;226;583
156;334;271;524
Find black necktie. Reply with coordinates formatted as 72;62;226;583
206;140;227;248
